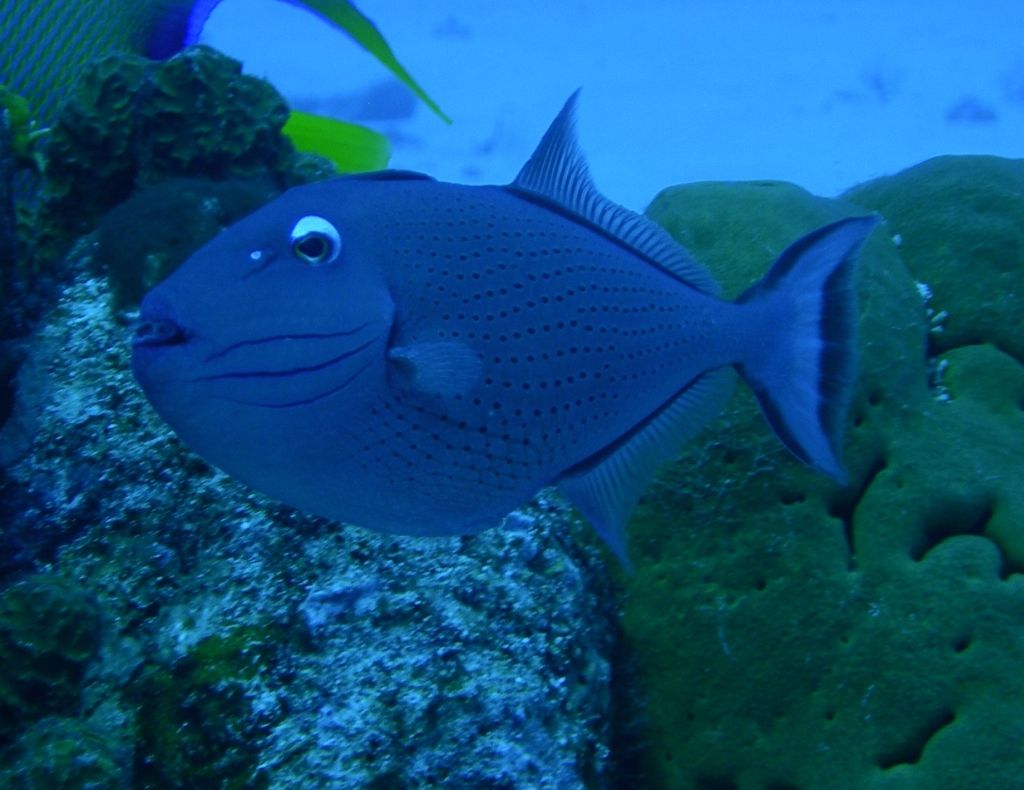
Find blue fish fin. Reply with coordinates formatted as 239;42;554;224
510;91;719;295
557;368;736;566
146;1;222;59
388;341;482;397
737;215;880;483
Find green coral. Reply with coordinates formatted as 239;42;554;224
624;163;1024;789
843;156;1024;362
0;575;102;743
28;44;334;267
0;85;45;172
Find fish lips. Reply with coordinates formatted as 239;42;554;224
133;293;189;348
133;316;189;348
131;293;193;391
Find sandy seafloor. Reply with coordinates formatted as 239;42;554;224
203;0;1024;209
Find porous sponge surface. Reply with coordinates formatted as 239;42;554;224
629;163;1024;789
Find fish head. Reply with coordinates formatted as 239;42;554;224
132;179;395;505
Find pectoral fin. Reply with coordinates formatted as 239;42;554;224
388;341;482;397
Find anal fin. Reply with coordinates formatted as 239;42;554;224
556;368;735;567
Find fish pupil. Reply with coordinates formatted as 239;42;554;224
294;233;331;263
289;215;341;264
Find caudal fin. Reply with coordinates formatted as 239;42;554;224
737;215;879;482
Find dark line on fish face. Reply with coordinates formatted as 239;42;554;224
204;322;374;364
207;356;376;409
192;338;376;382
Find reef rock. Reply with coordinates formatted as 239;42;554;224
0;270;617;787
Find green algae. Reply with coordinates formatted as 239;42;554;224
626;161;1024;789
131;624;284;789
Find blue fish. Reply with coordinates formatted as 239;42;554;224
133;93;878;561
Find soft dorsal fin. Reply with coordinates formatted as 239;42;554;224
511;91;719;295
556;368;735;566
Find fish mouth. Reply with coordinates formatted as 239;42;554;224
132;316;190;348
133;294;190;348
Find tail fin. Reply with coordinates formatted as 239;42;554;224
737;215;879;483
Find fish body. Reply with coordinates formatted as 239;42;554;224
133;94;877;560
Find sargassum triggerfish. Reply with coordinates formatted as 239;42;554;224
132;92;879;564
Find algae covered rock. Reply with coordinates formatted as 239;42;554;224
129;625;284;789
94;177;279;312
0;575;102;743
4;44;335;384
623;162;1024;789
0;716;127;789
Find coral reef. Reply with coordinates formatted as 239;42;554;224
3;59;1020;786
623;162;1024;788
0;270;617;785
2;45;335;440
29;45;331;266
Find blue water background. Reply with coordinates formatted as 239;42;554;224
204;0;1024;209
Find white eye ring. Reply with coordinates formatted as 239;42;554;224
290;215;342;265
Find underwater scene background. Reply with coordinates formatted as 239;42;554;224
1;1;1022;787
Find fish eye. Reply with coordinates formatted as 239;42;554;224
290;215;341;265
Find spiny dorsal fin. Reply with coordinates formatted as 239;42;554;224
556;368;735;566
511;91;719;295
